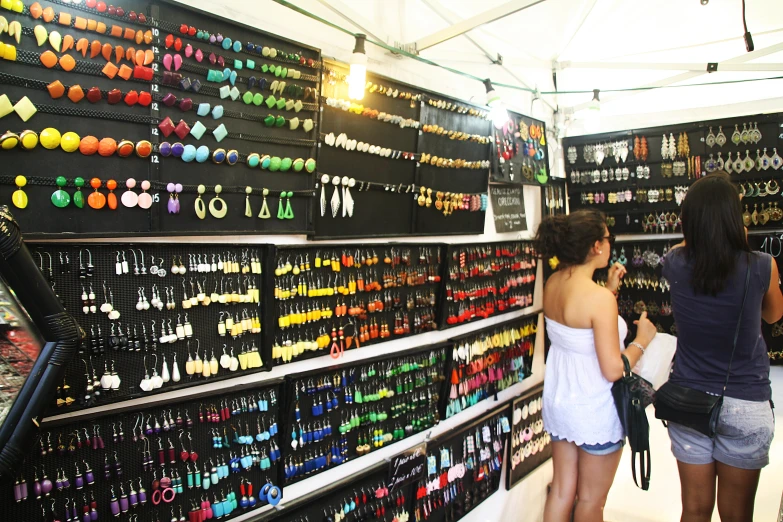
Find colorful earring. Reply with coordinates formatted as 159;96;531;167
195;185;206;219
258;188;271;219
51;176;71;208
283;191;294;219
167;182;182;214
12;175;27;209
208;185;227;218
138;180;153;209
87;178;106;209
106;179;118;210
72;177;85;208
244;186;252;217
122;178;139;208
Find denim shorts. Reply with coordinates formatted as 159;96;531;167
551;434;624;456
668;396;775;470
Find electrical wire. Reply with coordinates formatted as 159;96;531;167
273;0;782;97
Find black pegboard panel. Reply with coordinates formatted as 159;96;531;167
0;0;321;237
411;402;510;522
256;461;409;522
444;315;538;419
28;243;268;416
563;113;783;235
2;381;283;522
313;66;419;239
440;241;537;329
490;110;550;186
414;102;490;236
279;344;448;487
271;244;444;365
506;385;550;490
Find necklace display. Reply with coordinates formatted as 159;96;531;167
414;407;509;521
443;242;536;327
282;348;446;486
272;246;442;363
446;317;536;418
6;383;282;521
31;244;265;413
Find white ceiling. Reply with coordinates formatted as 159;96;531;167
302;0;783;132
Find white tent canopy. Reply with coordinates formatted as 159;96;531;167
177;0;783;150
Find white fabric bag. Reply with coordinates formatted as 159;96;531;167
632;333;677;390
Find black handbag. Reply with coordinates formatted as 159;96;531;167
654;255;751;438
612;354;655;490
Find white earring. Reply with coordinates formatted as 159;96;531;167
599;250;603;254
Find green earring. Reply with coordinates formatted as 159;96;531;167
51;176;71;208
276;191;285;219
72;177;85;208
258;188;271;219
283;191;294;219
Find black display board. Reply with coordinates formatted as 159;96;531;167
314;63;491;239
0;0;320;237
2;380;284;522
542;178;566;219
440;240;537;329
506;384;551;490
279;343;448;487
388;442;427;494
256;461;409;522
412;401;510;522
28;242;270;415
271;243;443;364
444;314;538;419
563;113;783;235
491;184;527;233
490;109;550;186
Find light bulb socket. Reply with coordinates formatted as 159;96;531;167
353;34;367;55
483;78;495;94
484;78;501;107
592;89;600;102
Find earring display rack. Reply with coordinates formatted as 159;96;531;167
29;243;269;415
440;241;537;329
506;385;550;490
0;0;320;237
542;179;566;218
748;233;783;365
2;381;284;522
563;113;783;235
279;344;448;487
256;461;409;522
271;244;443;364
445;315;538;419
490;110;550;186
594;239;676;340
412;402;510;522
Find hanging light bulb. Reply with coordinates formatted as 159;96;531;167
348;34;367;100
584;88;601;133
484;78;509;129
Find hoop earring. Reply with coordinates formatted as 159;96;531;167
195;185;206;219
208;185;227;219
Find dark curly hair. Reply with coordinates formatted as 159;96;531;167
533;209;607;268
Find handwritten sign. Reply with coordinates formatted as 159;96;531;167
387;442;427;492
491;185;527;233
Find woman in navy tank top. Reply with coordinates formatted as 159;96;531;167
663;172;783;522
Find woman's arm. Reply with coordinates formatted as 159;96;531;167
592;290;649;382
762;256;783;323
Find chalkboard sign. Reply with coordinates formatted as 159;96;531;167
491;185;527;232
388;442;427;492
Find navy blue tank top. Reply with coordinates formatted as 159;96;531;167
662;248;771;401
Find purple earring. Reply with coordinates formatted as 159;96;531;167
167;183;183;214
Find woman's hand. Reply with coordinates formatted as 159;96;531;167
606;262;627;293
633;311;657;347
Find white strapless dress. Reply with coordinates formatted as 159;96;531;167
542;316;626;445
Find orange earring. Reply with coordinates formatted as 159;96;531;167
87;178;106;209
106;179;118;210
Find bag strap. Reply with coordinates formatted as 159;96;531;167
721;253;752;397
631;447;651;491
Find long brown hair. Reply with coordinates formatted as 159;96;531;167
534;209;606;268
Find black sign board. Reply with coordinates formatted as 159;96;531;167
491;185;527;232
387;442;427;492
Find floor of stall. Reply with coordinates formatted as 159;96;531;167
464;366;783;522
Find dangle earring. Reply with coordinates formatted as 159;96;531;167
195;185;207;219
161;355;170;383
172;353;181;382
331;176;341;217
320;174;329;217
209;349;219;375
185;341;195;376
244;186;253;217
150;354;163;389
258;188;271;219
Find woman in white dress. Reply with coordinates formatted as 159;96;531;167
534;209;657;522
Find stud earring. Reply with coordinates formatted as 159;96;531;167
209;185;228;218
195;185;206;219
